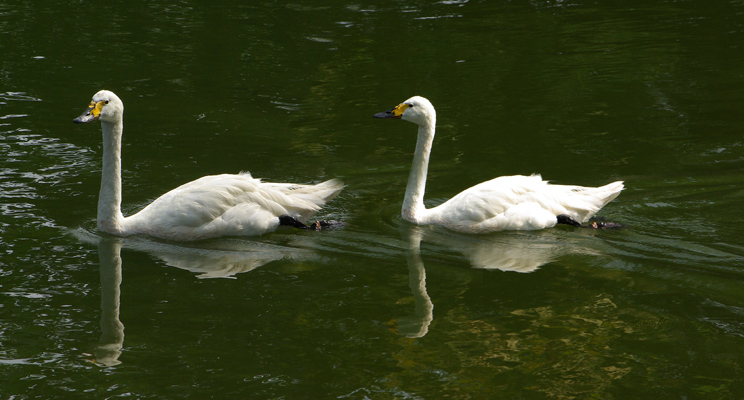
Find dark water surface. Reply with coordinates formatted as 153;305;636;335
2;0;744;398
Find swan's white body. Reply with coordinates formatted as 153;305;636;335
75;90;343;241
374;96;623;233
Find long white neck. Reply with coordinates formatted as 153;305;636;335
402;117;436;224
97;119;126;234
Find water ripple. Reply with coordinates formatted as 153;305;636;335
0;91;41;102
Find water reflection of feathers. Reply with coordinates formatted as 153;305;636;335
78;231;314;366
412;227;599;273
75;228;312;279
397;227;599;338
79;226;598;359
125;238;311;279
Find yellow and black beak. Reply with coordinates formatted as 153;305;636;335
373;102;410;119
73;100;105;124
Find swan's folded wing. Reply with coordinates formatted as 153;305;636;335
438;175;547;223
129;173;344;235
440;175;623;226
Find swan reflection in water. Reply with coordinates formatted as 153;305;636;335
78;231;313;366
396;227;600;338
95;238;125;366
396;228;434;339
80;225;603;358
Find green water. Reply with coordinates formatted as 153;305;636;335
2;0;744;398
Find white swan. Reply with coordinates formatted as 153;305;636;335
373;96;624;233
74;90;343;241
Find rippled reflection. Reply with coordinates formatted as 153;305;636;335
395;226;600;338
118;236;312;279
79;231;317;366
95;239;124;367
75;228;313;279
438;231;593;274
396;228;433;338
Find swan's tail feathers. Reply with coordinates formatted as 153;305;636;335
576;180;624;222
267;178;344;222
279;214;346;230
312;178;345;204
557;180;624;223
596;181;625;207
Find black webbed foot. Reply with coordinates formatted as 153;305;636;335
587;218;625;229
308;219;345;230
279;215;345;230
556;214;624;229
556;214;582;227
279;214;310;229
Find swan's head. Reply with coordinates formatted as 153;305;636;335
73;90;124;124
373;96;435;126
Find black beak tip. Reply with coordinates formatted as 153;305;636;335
73;111;98;124
373;110;399;119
